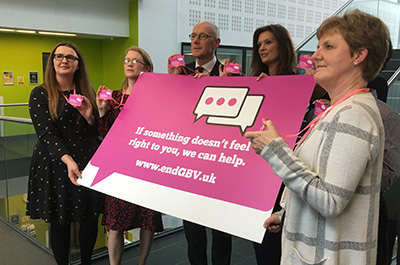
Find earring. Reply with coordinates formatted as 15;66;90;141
354;62;358;65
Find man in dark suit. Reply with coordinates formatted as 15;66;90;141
168;21;228;78
167;21;232;265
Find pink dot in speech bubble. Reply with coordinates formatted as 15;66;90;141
205;97;214;105
228;98;237;106
217;97;225;106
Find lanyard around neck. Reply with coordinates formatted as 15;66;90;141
114;87;129;109
281;88;370;146
60;84;76;102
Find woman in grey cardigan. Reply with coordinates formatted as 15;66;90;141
246;10;390;265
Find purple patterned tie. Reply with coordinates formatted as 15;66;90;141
196;66;204;73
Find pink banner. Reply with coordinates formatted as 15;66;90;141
80;73;315;242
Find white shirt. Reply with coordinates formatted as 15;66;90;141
195;56;217;73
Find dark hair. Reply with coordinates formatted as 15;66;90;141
250;24;297;76
44;41;96;121
316;10;390;82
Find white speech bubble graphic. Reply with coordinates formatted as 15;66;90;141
207;95;264;135
193;86;249;121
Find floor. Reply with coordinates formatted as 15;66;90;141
1;216;397;265
90;228;398;265
0;217;57;265
91;228;257;265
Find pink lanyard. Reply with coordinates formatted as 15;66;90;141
281;88;370;146
112;88;128;109
60;84;76;102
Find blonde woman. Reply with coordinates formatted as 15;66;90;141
97;46;163;265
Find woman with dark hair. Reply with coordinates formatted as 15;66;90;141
97;46;163;265
250;24;298;265
250;24;297;78
27;41;103;265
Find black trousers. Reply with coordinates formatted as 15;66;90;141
50;216;99;265
253;230;282;265
387;219;400;264
377;194;389;265
184;220;232;265
253;183;285;265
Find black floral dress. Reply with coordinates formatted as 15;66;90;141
27;86;104;224
98;90;163;232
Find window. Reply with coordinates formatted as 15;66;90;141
181;43;252;75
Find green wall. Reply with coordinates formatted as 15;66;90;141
0;0;138;136
102;0;139;89
0;0;139;256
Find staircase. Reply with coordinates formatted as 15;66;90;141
382;49;400;83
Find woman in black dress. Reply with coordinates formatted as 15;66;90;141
27;41;103;265
97;46;163;265
250;24;297;265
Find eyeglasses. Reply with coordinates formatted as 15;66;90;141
53;54;79;62
189;33;216;40
123;59;145;65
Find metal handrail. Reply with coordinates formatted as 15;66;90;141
0;103;32;124
0;103;29;107
0;116;32;124
295;0;355;51
388;67;400;88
